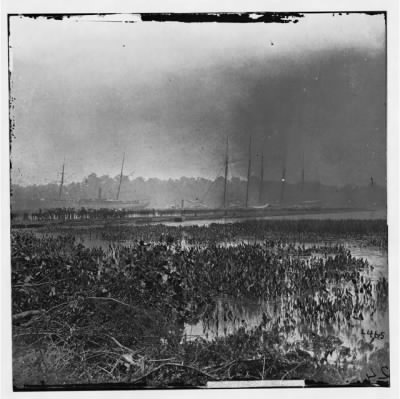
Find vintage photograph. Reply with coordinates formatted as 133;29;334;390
8;12;389;389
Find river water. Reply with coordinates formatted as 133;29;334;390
158;209;387;227
181;241;388;381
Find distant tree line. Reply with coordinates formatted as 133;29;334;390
10;173;386;211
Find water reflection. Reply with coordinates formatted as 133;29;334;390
159;209;387;227
183;244;388;380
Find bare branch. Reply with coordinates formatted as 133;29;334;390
86;296;138;309
281;360;307;381
108;335;137;354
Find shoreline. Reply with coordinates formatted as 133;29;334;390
10;207;386;230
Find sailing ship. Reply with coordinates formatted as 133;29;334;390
221;134;320;211
77;197;150;210
60;154;150;210
221;135;259;209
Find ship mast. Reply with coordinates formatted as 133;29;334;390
258;151;264;204
58;159;65;199
223;136;229;209
116;152;125;200
245;136;252;208
301;150;305;193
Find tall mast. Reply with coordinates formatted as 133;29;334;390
279;165;286;204
245;136;252;208
258;151;264;204
58;160;65;199
116;152;125;200
316;158;321;201
301;150;305;193
223;136;229;209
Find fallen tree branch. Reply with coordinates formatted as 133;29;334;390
12;310;43;321
20;316;43;328
13;278;72;288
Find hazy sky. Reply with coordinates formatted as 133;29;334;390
9;13;386;187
